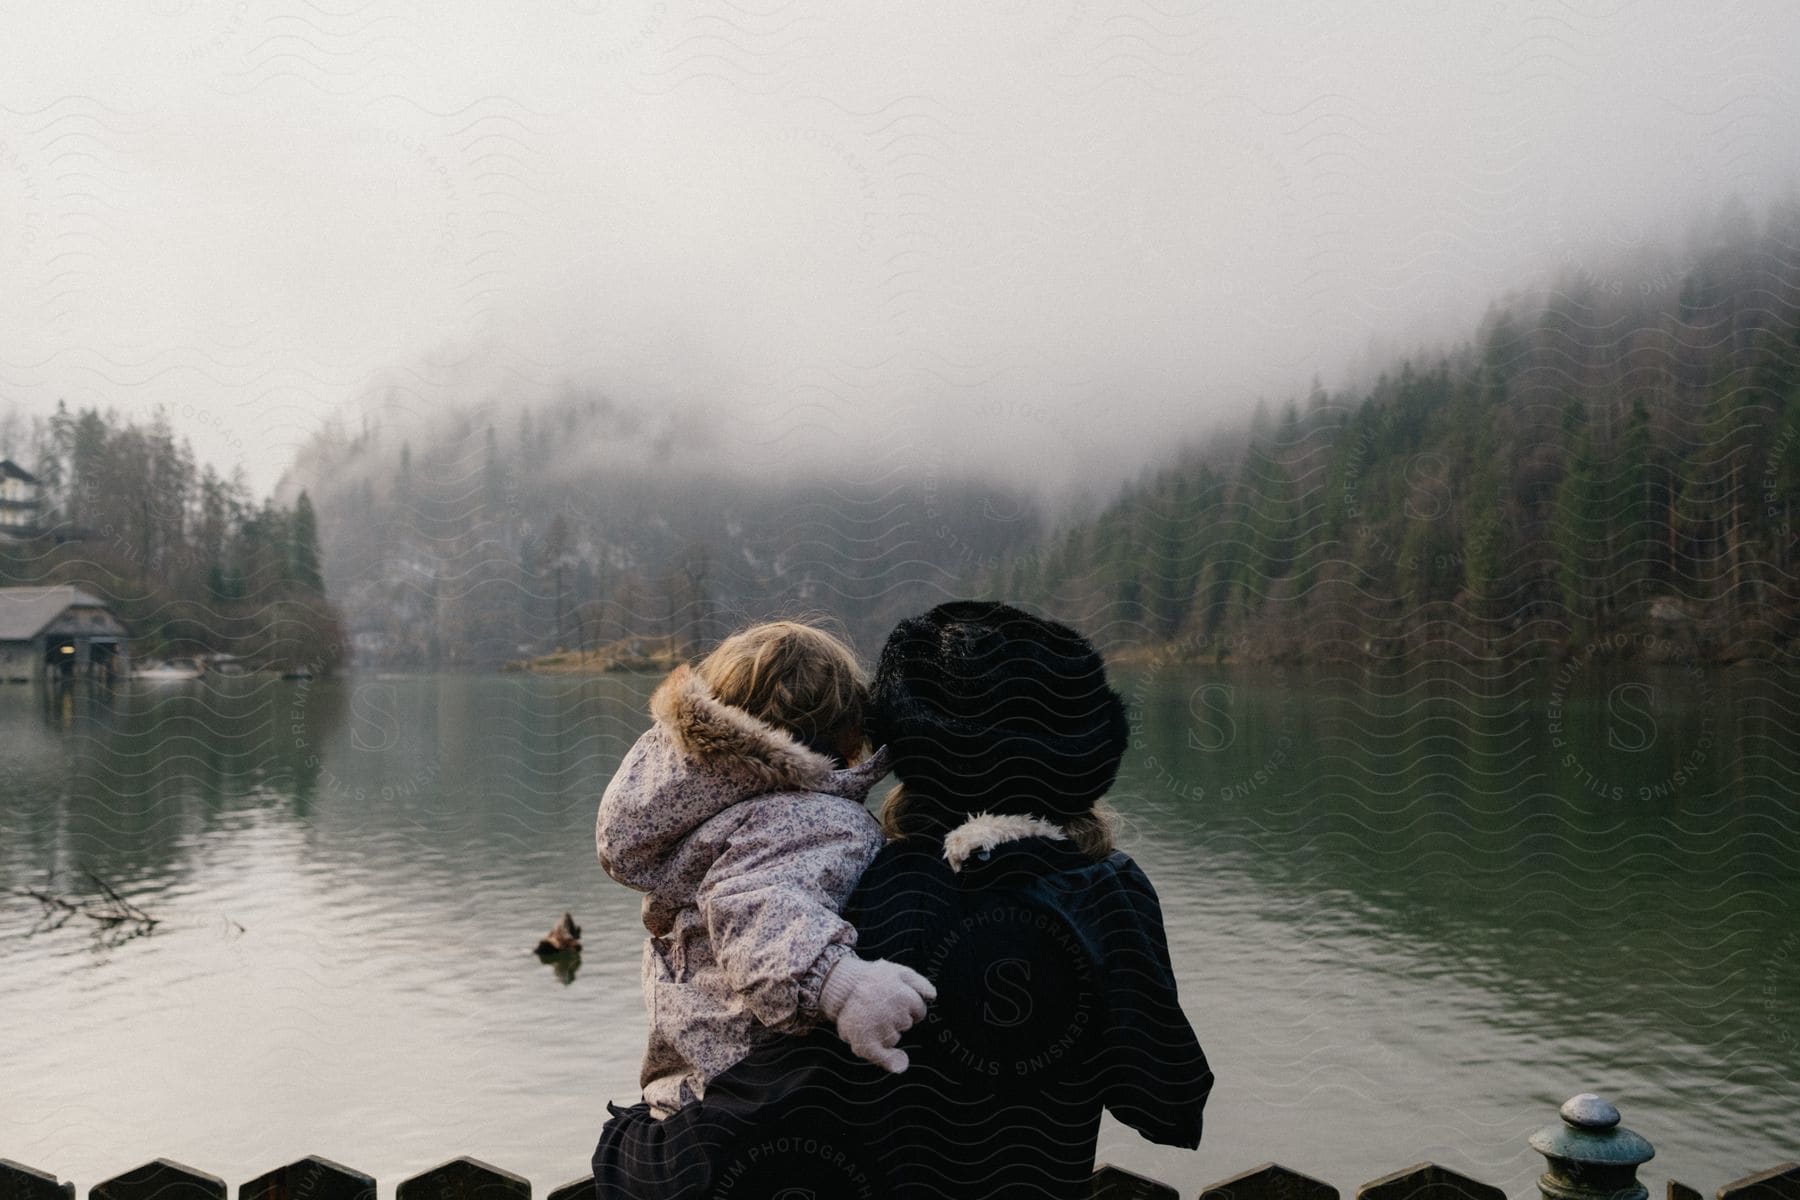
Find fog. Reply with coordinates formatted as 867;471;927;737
3;2;1798;497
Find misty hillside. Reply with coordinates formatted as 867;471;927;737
990;198;1800;665
289;199;1800;671
281;391;1044;667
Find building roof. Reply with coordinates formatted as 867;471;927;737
0;584;114;641
0;460;38;484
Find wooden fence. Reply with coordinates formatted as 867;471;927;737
2;1094;1794;1200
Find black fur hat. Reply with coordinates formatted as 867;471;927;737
867;600;1129;823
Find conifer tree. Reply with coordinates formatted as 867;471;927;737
290;491;325;593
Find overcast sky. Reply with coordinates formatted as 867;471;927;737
3;2;1798;496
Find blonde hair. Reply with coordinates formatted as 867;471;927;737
697;620;867;760
878;784;1121;859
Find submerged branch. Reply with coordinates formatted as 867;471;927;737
10;874;159;938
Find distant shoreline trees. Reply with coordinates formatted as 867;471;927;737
0;402;342;672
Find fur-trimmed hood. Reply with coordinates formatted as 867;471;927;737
941;811;1067;871
649;664;847;790
597;665;889;896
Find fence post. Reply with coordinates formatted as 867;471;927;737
395;1159;529;1200
1091;1163;1180;1198
1358;1162;1505;1200
1717;1165;1800;1200
240;1157;375;1200
1201;1163;1339;1200
0;1159;74;1200
1529;1093;1655;1200
92;1161;227;1200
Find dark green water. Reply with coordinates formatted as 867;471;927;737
1;667;1795;1197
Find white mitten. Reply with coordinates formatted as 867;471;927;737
818;954;937;1073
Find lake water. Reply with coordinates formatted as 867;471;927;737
2;666;1796;1198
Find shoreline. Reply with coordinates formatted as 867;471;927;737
501;638;686;675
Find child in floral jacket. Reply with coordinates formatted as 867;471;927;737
596;620;935;1117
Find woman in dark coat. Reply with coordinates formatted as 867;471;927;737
593;601;1213;1199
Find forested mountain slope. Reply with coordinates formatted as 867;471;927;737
989;200;1800;665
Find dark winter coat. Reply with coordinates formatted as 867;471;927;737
593;812;1212;1199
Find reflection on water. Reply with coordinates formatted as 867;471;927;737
1108;663;1799;1192
1;668;1796;1198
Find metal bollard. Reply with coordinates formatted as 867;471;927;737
1530;1093;1656;1200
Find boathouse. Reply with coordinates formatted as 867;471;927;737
0;584;130;683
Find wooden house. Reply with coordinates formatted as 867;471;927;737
0;459;43;540
0;585;130;683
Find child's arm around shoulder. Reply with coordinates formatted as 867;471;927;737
693;788;885;1031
